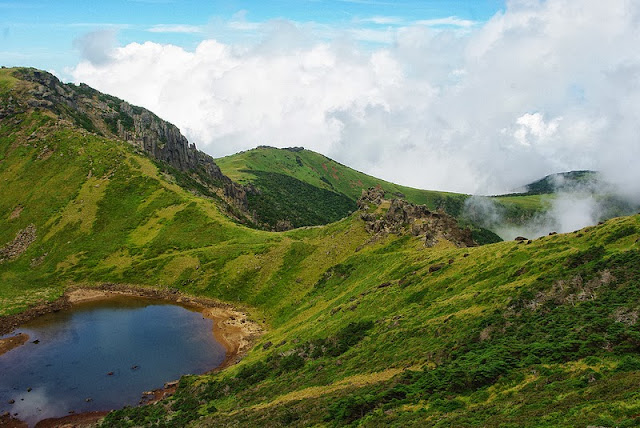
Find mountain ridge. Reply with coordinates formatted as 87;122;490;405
216;145;507;241
1;67;251;219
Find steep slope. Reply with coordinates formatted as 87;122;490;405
1;67;250;221
0;69;342;319
2;67;640;427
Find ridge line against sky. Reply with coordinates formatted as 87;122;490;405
2;0;640;203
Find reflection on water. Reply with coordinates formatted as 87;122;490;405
0;297;226;426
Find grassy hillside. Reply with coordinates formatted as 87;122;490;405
2;68;640;427
216;146;566;242
97;211;640;428
0;112;344;319
216;146;474;228
217;146;463;204
217;148;639;240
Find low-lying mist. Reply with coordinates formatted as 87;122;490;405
464;173;640;241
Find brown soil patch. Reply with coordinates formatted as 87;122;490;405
0;332;29;356
34;411;109;428
203;306;263;370
9;205;23;220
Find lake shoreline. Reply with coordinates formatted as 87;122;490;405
63;285;264;370
0;284;263;427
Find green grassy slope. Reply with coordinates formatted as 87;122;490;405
103;212;640;428
0;112;360;319
217;146;461;204
216;146;472;227
2;68;640;427
216;147;559;241
217;148;639;240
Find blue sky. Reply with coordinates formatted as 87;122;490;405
1;0;504;73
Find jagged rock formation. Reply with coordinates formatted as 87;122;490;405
4;68;247;210
358;187;476;247
357;186;386;208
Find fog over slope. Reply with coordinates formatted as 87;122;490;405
464;173;640;240
69;1;640;208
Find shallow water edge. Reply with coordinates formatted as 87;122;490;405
0;284;263;427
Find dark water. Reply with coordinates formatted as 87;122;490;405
0;297;226;426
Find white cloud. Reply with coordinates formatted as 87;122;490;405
357;16;404;25
511;113;562;146
227;21;261;31
147;24;202;34
347;27;395;44
415;16;477;28
70;0;640;200
72;29;117;65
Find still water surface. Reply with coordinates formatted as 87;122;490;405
0;297;225;426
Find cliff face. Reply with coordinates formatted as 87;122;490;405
5;68;247;210
358;187;476;247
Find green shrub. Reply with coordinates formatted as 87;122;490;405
615;355;640;372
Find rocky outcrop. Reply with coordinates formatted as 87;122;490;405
0;224;36;263
358;187;476;248
0;93;21;120
358;186;385;208
8;68;248;210
114;101;229;184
